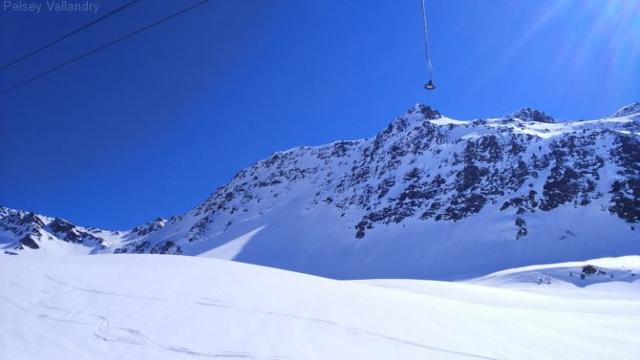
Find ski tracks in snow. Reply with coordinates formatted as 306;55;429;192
93;314;296;359
196;298;502;360
5;273;502;360
16;274;302;360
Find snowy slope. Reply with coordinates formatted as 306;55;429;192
1;254;639;360
364;256;640;303
2;102;639;279
468;255;640;294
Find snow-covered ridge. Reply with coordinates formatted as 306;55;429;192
610;101;640;118
2;102;639;280
468;255;640;292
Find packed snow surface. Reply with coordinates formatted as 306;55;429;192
2;255;639;359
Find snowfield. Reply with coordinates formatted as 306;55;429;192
2;254;639;359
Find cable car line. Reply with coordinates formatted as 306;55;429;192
0;0;210;97
0;0;142;72
420;0;435;90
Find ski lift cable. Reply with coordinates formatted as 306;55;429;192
420;0;433;79
0;0;143;72
0;0;210;97
420;0;435;90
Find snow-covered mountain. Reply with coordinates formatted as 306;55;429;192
2;102;639;279
2;254;639;360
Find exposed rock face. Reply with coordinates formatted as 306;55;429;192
2;102;639;279
610;102;640;118
0;209;106;252
608;135;640;223
131;218;166;237
509;108;555;123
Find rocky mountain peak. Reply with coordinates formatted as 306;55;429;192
509;108;554;123
610;102;640;118
409;104;442;120
2;103;639;279
0;206;11;218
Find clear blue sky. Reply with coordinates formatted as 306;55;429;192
1;0;638;229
